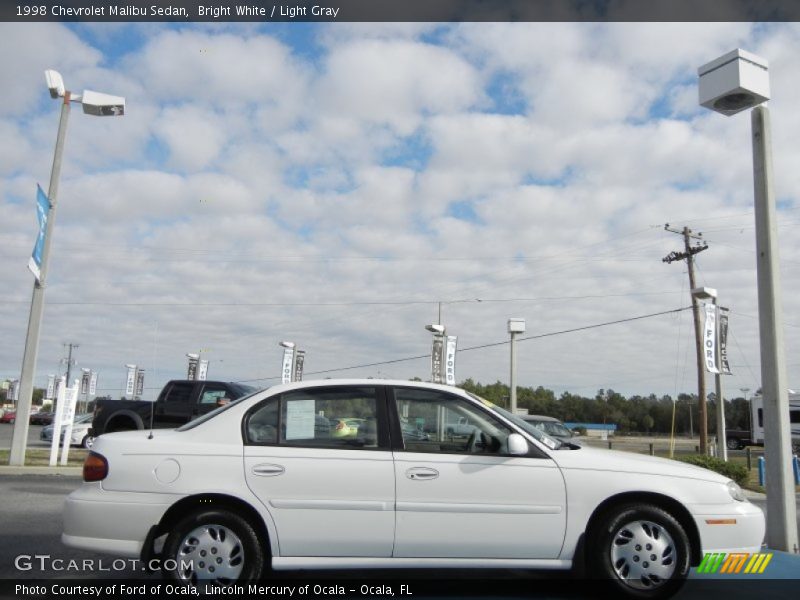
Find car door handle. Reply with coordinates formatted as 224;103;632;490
406;467;439;480
252;463;285;477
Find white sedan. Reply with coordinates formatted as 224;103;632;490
63;380;764;598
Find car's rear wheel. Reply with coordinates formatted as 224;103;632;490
589;504;691;599
81;435;93;449
162;509;264;585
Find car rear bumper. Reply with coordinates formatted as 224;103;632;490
62;484;180;558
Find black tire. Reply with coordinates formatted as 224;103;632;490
162;508;265;584
588;504;691;600
727;438;742;450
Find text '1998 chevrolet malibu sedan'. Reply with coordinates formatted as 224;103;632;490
63;380;764;599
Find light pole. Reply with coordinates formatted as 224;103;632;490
9;71;125;466
692;287;727;461
508;318;525;414
699;49;798;552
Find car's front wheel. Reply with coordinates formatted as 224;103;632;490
589;504;691;599
727;438;743;450
162;508;265;585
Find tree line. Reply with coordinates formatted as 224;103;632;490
459;379;752;435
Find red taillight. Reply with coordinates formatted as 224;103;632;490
83;452;108;482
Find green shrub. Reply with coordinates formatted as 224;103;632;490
676;455;749;487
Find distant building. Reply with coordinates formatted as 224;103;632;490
565;422;618;438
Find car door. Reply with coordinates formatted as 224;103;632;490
390;386;567;559
243;385;395;557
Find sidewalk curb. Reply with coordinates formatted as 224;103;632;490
0;465;82;476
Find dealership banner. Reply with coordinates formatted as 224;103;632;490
28;185;51;283
80;371;91;395
7;380;19;402
89;371;98;396
135;369;145;397
197;360;208;381
703;303;719;374
294;350;306;382
719;308;732;375
281;347;295;384
45;375;55;400
186;354;199;380
444;336;458;386
430;335;444;384
125;365;137;396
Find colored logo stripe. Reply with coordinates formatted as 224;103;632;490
698;552;773;574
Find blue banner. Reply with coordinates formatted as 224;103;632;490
28;185;51;282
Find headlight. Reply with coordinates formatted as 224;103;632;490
727;480;746;502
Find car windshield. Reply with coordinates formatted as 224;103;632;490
176;386;264;431
466;392;562;450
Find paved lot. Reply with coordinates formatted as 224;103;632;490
0;423;52;450
0;474;796;599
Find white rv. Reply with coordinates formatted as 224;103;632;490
748;393;800;452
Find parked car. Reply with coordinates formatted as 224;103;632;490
30;411;55;425
0;411;16;424
64;380;764;599
520;414;576;444
41;413;93;448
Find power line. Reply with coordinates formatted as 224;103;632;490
236;306;692;383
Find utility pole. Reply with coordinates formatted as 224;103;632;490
62;343;79;387
663;225;709;454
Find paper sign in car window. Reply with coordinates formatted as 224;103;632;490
285;399;315;440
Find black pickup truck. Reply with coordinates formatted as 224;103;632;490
91;380;257;436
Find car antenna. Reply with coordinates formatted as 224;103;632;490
148;394;154;439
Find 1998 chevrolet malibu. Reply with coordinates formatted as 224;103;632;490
63;380;764;598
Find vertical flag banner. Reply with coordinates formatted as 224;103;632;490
445;336;458;386
197;360;209;381
294;350;305;382
49;376;67;466
28;185;51;282
89;372;98;396
703;303;720;374
430;335;444;384
45;375;55;401
719;308;733;375
80;371;91;395
59;380;79;466
125;365;137;397
186;355;199;380
281;347;294;384
135;369;145;397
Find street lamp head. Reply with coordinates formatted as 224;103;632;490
425;324;445;334
80;89;125;117
45;70;65;99
698;49;770;116
691;286;718;301
279;341;296;349
185;353;199;359
508;318;526;334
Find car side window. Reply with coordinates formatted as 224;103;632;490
280;387;379;449
392;388;513;455
245;387;380;448
165;382;193;403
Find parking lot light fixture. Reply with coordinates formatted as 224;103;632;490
699;50;797;553
9;71;125;467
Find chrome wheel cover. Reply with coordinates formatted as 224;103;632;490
609;519;677;589
176;524;245;583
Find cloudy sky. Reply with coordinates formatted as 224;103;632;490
1;19;799;401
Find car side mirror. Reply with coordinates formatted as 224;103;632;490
508;433;528;456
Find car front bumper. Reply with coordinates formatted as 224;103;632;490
62;483;181;558
689;499;765;554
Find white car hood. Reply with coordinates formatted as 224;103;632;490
550;444;730;484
